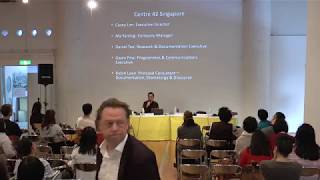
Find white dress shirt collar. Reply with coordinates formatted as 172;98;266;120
99;134;128;155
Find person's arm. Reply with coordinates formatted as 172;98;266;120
2;136;16;158
155;102;159;109
41;159;55;178
141;152;160;180
239;148;249;167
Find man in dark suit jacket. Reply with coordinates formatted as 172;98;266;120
143;92;159;113
96;98;160;180
0;104;22;139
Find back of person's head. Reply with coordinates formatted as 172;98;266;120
31;102;42;115
273;118;288;133
243;116;258;133
276;134;294;157
42;109;56;128
0;104;12;117
183;111;196;127
218;107;232;123
82;103;93;116
79;127;97;155
148;92;155;96
273;112;286;122
17;156;44;180
0;156;9;180
250;130;271;156
295;123;319;160
15;139;33;158
258;109;268;121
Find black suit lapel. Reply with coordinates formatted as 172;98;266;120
117;135;131;180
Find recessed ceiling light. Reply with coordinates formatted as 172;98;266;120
1;30;9;37
31;29;37;37
16;29;23;37
87;0;98;10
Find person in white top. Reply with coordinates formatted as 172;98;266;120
69;127;97;180
0;119;15;158
96;98;160;180
76;103;96;130
235;116;258;156
13;138;55;179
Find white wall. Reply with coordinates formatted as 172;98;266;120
304;1;320;144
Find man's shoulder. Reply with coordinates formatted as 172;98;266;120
127;135;155;158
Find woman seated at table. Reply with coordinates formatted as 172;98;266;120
239;130;273;167
177;111;202;141
69;127;97;180
14;138;55;179
209;107;236;149
40;110;66;154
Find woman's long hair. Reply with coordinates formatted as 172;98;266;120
79;127;97;155
31;102;42;115
295;124;320;161
41;110;56;129
249;130;271;156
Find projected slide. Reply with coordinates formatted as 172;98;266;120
108;5;210;81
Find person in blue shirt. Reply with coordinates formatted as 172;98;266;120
257;109;271;130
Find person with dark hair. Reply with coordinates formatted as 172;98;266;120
0;104;22;140
289;124;320;178
177;111;202;140
143;92;159;113
261;134;302;180
239;130;272;166
70;127;97;180
96;98;160;180
235;116;258;156
40;110;66;154
76;103;95;130
208;107;236;149
13;138;54;179
17;156;45;180
29;101;44;131
0;120;16;158
0;156;9;180
257;109;271;130
269;116;293;151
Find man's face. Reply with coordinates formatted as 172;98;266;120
99;107;129;146
148;94;154;101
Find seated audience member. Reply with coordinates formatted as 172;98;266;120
0;104;22;140
269;115;294;151
239;130;272;166
261;112;285;138
29;101;44;132
209;107;236;149
69;127;97;180
76;103;96;130
0;120;16;158
257;109;271;130
177;111;202;140
17;156;45;180
14;138;54;179
261;134;302;180
289;124;320;179
40;110;66;154
143;92;159;113
235;116;258;156
0;155;9;180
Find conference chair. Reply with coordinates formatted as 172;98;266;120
22;134;40;143
211;164;242;180
6;159;16;177
240;164;264;180
74;163;97;179
180;164;209;180
210;150;237;164
60;146;74;160
35;145;53;158
301;167;320;180
177;139;202;168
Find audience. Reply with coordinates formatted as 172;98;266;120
239;130;272;166
235;116;258;156
262;112;286;138
0;104;22;141
40;109;66;154
177;111;202;140
289;124;320;179
0;155;9;180
69;127;97;180
17;156;45;180
0;119;16;158
209;107;236;149
261;134;302;180
76;103;96;130
257;109;271;130
96;98;160;180
14;138;54;179
269;114;293;151
29;101;44;132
